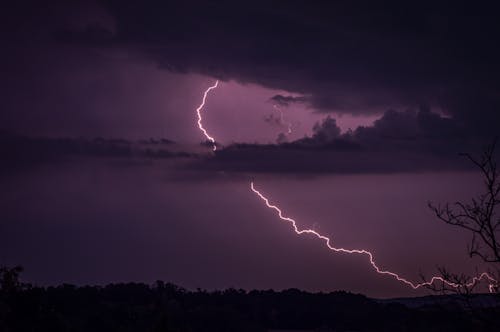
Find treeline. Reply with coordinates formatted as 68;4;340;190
0;268;499;331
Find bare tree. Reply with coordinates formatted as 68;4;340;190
427;140;500;294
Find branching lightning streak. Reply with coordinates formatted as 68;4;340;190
196;80;219;151
250;182;498;292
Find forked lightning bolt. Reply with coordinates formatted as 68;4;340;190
250;182;498;292
196;80;219;151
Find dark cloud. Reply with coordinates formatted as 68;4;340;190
3;1;500;138
58;0;500;136
311;116;341;142
0;107;485;175
194;108;480;174
270;95;309;107
352;107;466;143
2;1;500;172
0;132;191;173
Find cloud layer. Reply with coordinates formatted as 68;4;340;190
197;107;481;174
2;1;499;174
74;1;500;136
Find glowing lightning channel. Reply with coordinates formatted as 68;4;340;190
196;80;219;151
192;80;497;293
250;182;498;292
273;104;292;135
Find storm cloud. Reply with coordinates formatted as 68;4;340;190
60;0;500;136
3;1;500;140
198;107;482;174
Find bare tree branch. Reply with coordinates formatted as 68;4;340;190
424;140;500;300
429;140;500;265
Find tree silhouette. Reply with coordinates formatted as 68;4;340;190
0;265;24;293
426;140;499;294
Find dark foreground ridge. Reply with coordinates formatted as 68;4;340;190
1;280;500;331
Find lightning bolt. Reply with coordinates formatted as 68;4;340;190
273;104;292;135
196;80;219;151
250;181;498;292
191;80;497;293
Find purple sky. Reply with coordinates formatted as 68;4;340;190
1;1;500;297
0;162;488;298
